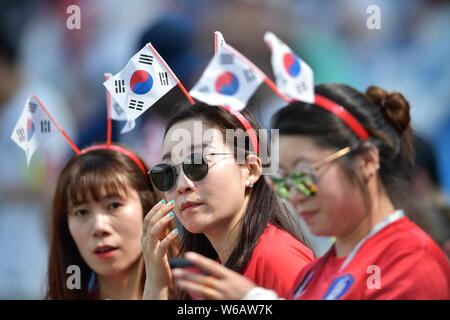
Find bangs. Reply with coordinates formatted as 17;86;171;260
66;164;130;208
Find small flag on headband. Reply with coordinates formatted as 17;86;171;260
105;73;136;134
264;31;314;103
104;43;177;121
190;44;264;111
11;95;57;165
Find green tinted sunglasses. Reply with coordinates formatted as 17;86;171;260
271;146;351;199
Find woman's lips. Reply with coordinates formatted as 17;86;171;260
94;246;118;259
299;209;319;223
181;202;203;213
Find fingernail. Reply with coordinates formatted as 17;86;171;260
169;200;175;205
173;228;178;233
167;211;174;218
160;199;165;204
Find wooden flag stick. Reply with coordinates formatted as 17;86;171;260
147;43;195;105
104;73;112;146
33;94;81;154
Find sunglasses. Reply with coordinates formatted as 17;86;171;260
149;152;234;192
270;146;352;199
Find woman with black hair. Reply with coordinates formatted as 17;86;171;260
141;103;314;299
170;84;450;300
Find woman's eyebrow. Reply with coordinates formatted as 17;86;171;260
292;155;315;167
162;143;210;161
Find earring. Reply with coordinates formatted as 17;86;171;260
375;163;380;170
247;181;254;188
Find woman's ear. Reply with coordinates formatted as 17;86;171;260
358;143;380;182
243;154;262;187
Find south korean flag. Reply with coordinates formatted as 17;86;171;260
104;43;177;121
264;31;314;103
11;95;56;165
190;44;264;111
105;73;136;134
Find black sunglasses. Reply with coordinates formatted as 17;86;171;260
149;152;234;192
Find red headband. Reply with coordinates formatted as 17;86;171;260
313;94;370;140
218;105;259;154
80;144;147;175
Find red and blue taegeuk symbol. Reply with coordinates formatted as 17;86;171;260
283;52;301;77
27;118;35;141
130;70;153;94
215;72;239;96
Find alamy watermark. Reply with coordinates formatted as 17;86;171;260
66;5;81;30
166;120;280;175
367;5;381;30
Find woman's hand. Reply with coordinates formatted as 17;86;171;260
141;199;178;299
172;252;257;300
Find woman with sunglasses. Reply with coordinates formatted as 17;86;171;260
171;84;450;300
142;103;314;299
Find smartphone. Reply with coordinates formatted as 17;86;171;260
169;258;209;275
169;258;195;269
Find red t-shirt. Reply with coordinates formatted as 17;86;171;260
242;224;315;298
288;217;450;300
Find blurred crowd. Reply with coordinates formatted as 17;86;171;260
0;0;449;299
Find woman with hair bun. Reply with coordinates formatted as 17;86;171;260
171;83;450;300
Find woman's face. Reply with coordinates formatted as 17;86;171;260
68;185;143;277
279;135;365;237
161;119;249;234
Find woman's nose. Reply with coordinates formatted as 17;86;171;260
92;212;111;237
175;170;196;195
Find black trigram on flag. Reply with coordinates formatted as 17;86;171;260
139;54;154;65
243;69;256;82
16;128;26;143
28;102;38;113
128;99;144;111
220;53;234;65
159;72;169;86
40;120;51;133
198;86;210;93
295;82;308;94
115;80;125;93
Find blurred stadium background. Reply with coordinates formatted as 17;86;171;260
0;0;449;299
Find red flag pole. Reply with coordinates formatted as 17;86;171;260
104;73;112;146
225;44;292;103
147;43;195;105
33;94;81;154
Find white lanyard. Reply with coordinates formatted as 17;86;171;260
338;209;405;272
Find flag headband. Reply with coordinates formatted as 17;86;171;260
312;94;369;141
79;144;147;175
218;105;259;154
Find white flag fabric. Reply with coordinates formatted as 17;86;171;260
105;73;136;134
190;44;264;111
103;43;177;121
11;95;56;165
214;31;226;52
264;31;314;103
112;97;136;134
